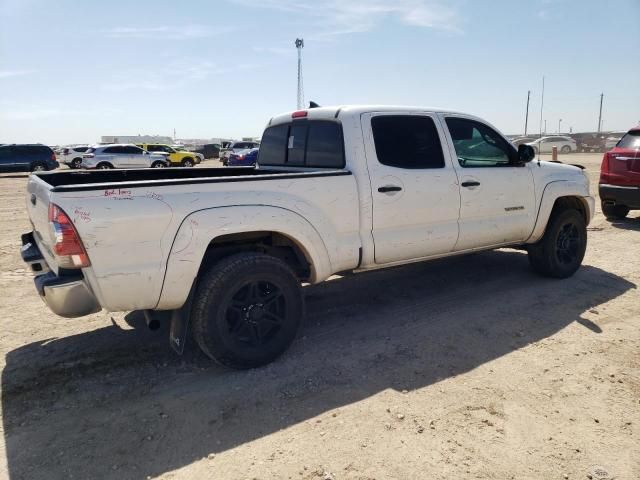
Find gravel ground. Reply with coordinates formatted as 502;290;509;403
0;153;638;480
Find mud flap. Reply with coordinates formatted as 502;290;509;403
169;286;195;355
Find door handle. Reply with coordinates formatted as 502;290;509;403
461;181;480;187
378;185;402;193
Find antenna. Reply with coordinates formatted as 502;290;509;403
295;38;304;109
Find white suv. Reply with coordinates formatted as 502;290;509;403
526;136;577;154
82;144;169;169
59;145;90;169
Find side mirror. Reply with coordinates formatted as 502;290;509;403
518;144;535;163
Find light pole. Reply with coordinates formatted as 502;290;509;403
544;119;547;134
558;119;562;134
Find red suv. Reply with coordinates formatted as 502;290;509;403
599;127;640;219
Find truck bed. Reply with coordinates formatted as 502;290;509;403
36;167;350;191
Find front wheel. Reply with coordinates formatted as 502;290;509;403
97;162;113;169
191;253;304;369
151;161;166;168
528;208;587;278
561;145;571;154
182;158;194;167
71;158;82;169
601;202;629;220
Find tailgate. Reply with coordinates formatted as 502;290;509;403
26;174;59;273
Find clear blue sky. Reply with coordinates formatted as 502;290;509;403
1;0;639;144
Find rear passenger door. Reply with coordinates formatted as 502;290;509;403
362;112;461;264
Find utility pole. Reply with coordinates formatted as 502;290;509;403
295;38;305;109
538;76;545;139
544;120;547;134
558;118;562;134
524;90;530;136
597;93;604;132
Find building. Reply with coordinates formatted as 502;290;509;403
100;135;173;145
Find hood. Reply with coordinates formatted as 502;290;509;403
531;160;589;190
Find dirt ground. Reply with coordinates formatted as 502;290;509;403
0;153;638;480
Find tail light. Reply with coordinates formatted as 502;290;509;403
292;110;308;118
600;152;612;184
51;152;57;161
48;203;91;268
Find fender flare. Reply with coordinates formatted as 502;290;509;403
526;180;594;244
156;205;332;310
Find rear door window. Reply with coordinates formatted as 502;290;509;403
371;115;445;169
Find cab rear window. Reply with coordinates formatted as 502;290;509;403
258;121;345;168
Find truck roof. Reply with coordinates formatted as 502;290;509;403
267;105;464;127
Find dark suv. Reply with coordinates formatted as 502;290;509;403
0;144;58;173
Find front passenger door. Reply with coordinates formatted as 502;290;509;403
442;115;535;251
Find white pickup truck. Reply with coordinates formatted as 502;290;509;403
21;105;594;369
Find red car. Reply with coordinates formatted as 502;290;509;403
599;127;640;219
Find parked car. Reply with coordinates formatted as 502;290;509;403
136;144;200;167
511;136;537;147
58;145;90;169
81;144;169;169
526;136;577;154
220;141;260;165
194;143;221;159
599;127;640;220
603;131;627;152
21;105;594;369
227;148;258;166
569;133;606;153
0;144;58;173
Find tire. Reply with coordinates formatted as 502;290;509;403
71;158;82;169
31;163;47;172
151;161;166;168
97;162;113;169
192;252;304;369
528;208;587;279
182;158;194;168
601;202;629;220
561;145;571;154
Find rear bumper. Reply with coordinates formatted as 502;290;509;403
21;232;101;318
599;184;640;209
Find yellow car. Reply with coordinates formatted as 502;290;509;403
136;144;201;167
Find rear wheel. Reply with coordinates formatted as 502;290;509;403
192;253;304;369
71;158;82;169
182;158;194;167
528;208;587;278
601;202;629;220
151;161;166;168
31;163;47;172
561;145;571;154
97;162;113;169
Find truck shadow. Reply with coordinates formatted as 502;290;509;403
1;250;636;479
